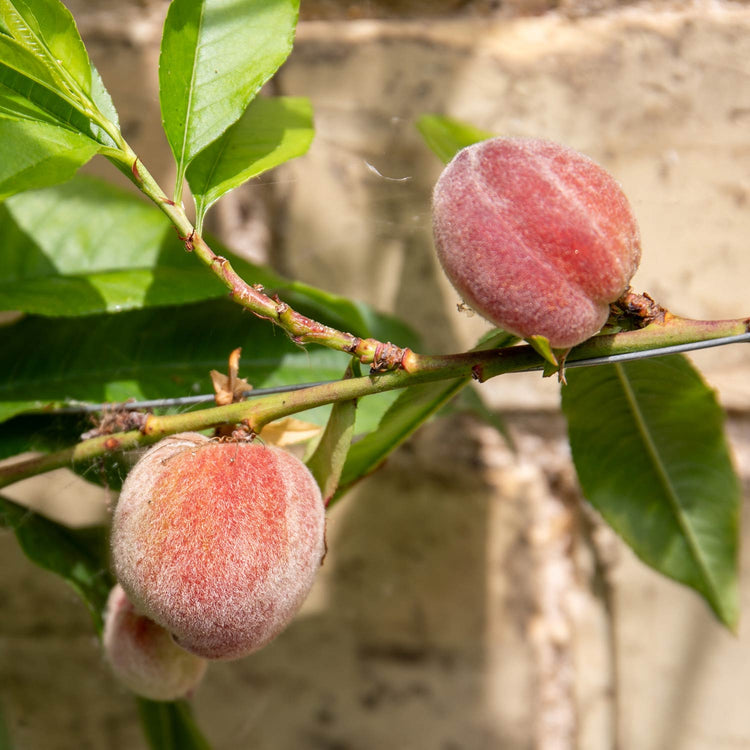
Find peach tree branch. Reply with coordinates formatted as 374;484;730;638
107;147;409;372
1;314;747;491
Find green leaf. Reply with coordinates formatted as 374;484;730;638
0;176;283;316
331;327;516;503
188;96;313;232
416;113;493;163
0;412;90;460
561;356;740;629
159;0;299;195
0;494;112;633
0;78;70;129
136;699;212;750
0;174;417;349
0;410;130;488
306;361;358;503
0;298;354;423
282;284;371;342
0;2;118;146
525;334;559;374
88;61;118;146
90;63;117;127
0;115;97;198
473;327;519;351
0;77;34;118
0;0;92;99
0;31;82;109
332;377;469;504
0;31;103;137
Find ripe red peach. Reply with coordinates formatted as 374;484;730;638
111;433;325;660
432;137;641;348
103;584;207;701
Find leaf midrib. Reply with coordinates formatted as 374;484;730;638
3;1;86;101
176;1;206;181
614;362;717;596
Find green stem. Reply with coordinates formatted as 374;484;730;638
104;149;410;369
1;314;746;491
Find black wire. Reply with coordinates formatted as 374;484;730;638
52;381;333;414
40;332;750;414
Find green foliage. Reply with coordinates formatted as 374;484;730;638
0;0;455;746
0;300;332;422
306;361;359;503
0;175;283;316
88;63;118;130
0;117;98;198
0;0;119;199
0;307;406;461
0;173;410;332
416;113;493;163
561;356;740;628
0;494;113;633
0;0;93;98
188;96;314;231
136;699;211;750
0;412;91;460
333;377;469;503
159;0;300;196
525;334;559;371
0;31;84;116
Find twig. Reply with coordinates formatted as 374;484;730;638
1;315;747;490
38;330;750;415
111;148;410;370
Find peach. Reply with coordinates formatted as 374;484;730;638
111;433;325;660
103;584;207;701
432;137;641;348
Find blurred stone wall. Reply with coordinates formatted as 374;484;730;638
2;1;750;749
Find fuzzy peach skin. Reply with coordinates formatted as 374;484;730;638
432;137;641;348
103;584;207;701
111;433;326;660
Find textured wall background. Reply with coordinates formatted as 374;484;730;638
2;2;749;749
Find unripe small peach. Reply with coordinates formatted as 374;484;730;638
103;584;207;701
111;433;325;660
432;137;641;348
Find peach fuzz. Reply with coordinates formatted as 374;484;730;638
432;137;641;348
111;433;326;660
103;584;207;701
